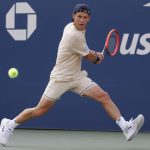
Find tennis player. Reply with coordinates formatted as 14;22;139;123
0;4;144;146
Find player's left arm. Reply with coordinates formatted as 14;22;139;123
84;50;104;64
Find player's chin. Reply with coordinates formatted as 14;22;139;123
78;25;86;30
76;23;87;30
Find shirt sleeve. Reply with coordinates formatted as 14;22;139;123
69;32;90;56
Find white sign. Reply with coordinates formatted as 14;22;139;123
6;2;37;41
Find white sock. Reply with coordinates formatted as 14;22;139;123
116;116;128;131
8;119;20;129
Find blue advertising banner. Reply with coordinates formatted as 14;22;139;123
0;0;149;131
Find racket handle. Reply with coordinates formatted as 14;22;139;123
93;52;100;64
101;49;105;54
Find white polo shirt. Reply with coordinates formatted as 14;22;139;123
50;22;90;81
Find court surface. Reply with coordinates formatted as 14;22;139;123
0;129;149;150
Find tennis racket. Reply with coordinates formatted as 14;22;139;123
101;29;120;56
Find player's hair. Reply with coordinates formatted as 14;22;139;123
72;4;91;21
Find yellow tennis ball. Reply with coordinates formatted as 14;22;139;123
8;68;19;79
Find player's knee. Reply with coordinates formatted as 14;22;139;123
97;91;110;104
32;107;49;117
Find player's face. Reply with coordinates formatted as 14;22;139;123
73;12;90;31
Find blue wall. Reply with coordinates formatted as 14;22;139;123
0;0;150;131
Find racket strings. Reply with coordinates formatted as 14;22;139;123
106;30;120;56
108;34;117;53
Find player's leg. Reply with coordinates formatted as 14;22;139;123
72;76;144;141
0;79;73;146
71;76;121;121
0;97;55;146
15;97;55;124
83;84;144;141
83;85;121;121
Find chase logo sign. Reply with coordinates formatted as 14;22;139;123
6;2;37;41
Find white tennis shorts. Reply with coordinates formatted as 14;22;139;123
42;77;97;101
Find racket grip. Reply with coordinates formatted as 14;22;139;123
93;52;100;64
101;49;105;54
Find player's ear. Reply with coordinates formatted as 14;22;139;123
72;13;75;20
86;15;90;23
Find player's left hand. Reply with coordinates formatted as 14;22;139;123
96;52;104;64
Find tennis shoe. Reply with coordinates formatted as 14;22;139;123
124;114;144;141
0;118;13;146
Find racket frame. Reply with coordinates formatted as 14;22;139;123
102;29;120;56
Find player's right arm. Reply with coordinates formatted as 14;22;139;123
84;50;104;64
70;34;104;64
